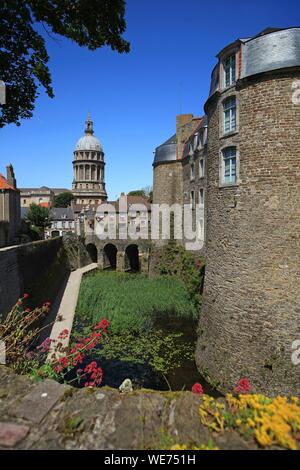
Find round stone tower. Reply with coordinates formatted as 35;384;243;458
72;114;107;205
196;27;300;395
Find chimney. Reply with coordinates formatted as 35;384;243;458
6;164;17;189
176;114;194;160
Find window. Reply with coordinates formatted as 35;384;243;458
190;163;195;180
23;199;26;204
199;128;205;148
223;54;236;88
223;96;236;134
222;147;237;185
199;158;204;178
199;189;204;206
190;190;195;209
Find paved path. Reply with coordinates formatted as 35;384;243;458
47;263;98;359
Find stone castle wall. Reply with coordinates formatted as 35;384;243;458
0;238;70;318
152;161;183;206
196;72;300;395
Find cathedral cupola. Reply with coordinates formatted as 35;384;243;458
72;114;107;206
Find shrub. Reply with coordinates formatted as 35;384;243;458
154;243;205;310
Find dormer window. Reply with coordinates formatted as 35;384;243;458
223;54;236;88
223;96;237;133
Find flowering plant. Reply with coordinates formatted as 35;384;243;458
0;296;109;388
0;294;53;374
192;383;204;395
234;378;252;394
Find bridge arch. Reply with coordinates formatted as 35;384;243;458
86;243;98;263
103;243;118;270
125;244;140;272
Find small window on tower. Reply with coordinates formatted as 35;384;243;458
223;54;236;88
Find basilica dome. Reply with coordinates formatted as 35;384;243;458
75;114;103;152
75;134;102;151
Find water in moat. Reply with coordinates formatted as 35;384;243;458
71;314;221;397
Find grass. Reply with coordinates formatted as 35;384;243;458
76;271;198;333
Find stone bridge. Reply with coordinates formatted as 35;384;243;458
84;235;151;273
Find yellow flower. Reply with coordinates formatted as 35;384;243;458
170;444;187;450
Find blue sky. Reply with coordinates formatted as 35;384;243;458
1;0;300;199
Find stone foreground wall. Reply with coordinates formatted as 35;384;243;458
0;238;70;317
0;367;255;450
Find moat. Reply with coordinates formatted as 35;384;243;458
69;270;218;395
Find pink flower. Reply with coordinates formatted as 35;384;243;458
234;378;252;394
25;351;35;360
37;337;52;353
192;383;204;395
23;293;29;299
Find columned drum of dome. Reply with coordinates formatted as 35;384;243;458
72;114;107;206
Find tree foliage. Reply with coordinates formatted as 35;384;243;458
53;191;74;208
0;0;129;127
26;203;51;228
127;186;153;199
127;190;146;197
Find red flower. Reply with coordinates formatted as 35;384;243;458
192;383;204;395
94;319;109;331
58;329;69;340
234;378;252;394
17;300;22;306
23;293;29;299
58;356;69;369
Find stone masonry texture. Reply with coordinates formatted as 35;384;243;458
0;366;256;450
196;72;300;396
